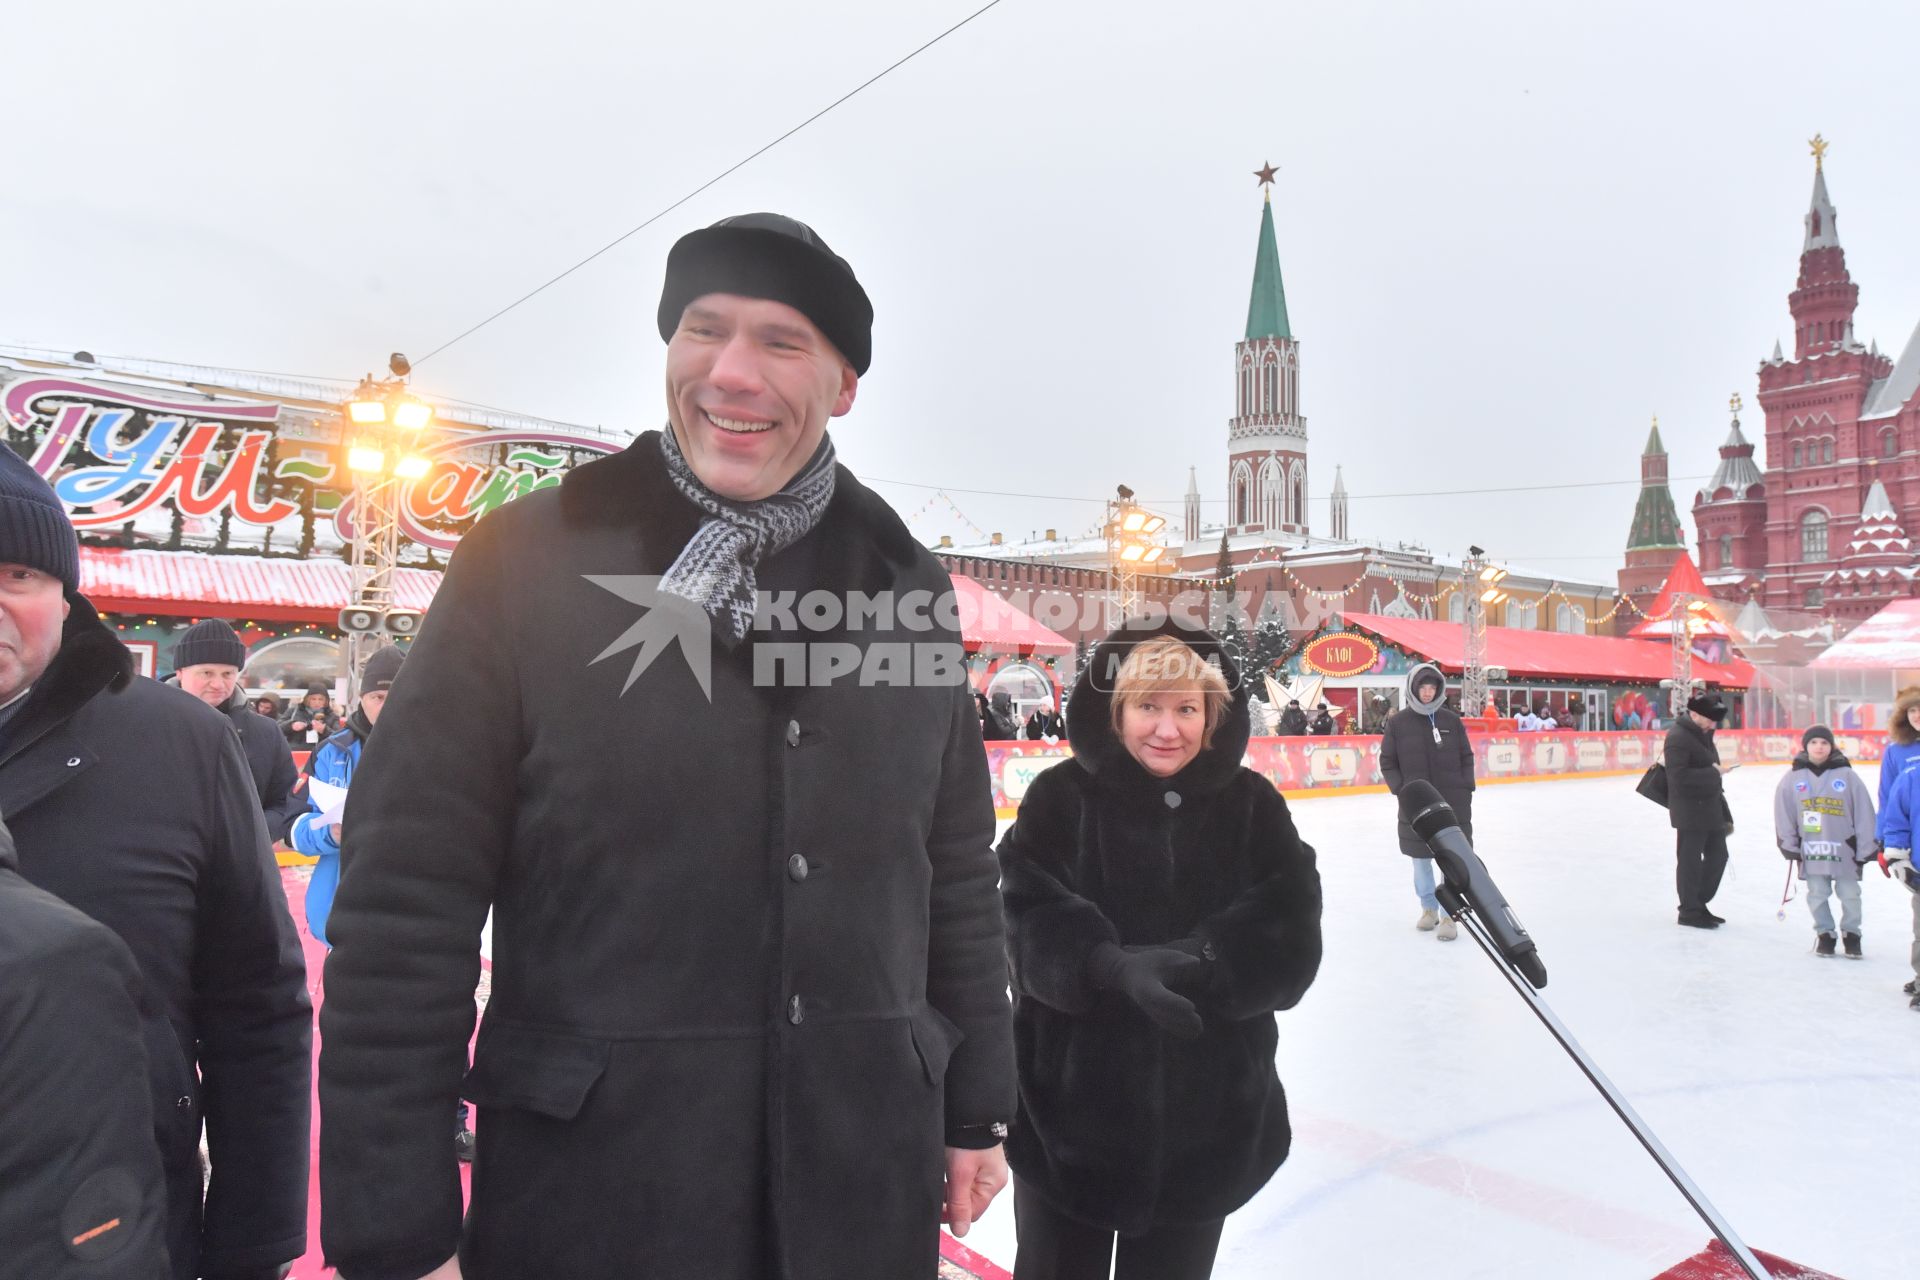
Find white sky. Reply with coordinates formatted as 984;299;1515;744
4;1;1917;581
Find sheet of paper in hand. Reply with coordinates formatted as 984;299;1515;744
308;778;349;827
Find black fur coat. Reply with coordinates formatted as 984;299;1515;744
997;619;1323;1233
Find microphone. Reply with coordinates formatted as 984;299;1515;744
1398;780;1549;989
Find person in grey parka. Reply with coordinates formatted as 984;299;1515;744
1773;725;1877;958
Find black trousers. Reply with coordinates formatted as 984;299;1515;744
1675;828;1729;913
1013;1179;1225;1280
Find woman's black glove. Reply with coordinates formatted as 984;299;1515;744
1087;941;1205;1039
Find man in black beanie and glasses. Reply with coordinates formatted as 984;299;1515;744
320;213;1013;1280
0;446;309;1280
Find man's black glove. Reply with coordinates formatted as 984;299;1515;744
1088;941;1205;1039
1779;845;1800;862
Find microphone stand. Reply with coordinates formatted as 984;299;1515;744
1435;881;1770;1280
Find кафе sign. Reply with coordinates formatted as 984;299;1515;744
5;375;619;550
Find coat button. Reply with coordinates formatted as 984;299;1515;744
786;720;801;747
66;757;81;767
175;1096;192;1112
1164;791;1182;809
787;853;809;882
787;995;804;1025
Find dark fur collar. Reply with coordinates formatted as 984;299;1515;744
0;597;135;766
559;429;922;576
1065;617;1251;801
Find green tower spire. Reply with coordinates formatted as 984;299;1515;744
1627;415;1686;551
1245;191;1293;341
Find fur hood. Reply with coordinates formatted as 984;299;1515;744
1065;616;1251;802
1894;686;1920;745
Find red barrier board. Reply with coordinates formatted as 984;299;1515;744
985;730;1888;814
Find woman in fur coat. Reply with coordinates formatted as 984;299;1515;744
997;620;1323;1280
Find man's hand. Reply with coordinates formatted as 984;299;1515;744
942;1144;1008;1239
330;823;343;844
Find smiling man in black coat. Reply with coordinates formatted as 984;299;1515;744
0;449;310;1280
319;213;1014;1280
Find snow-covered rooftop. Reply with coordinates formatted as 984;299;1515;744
1862;318;1920;421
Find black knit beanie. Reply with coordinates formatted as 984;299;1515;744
172;618;247;672
0;444;80;592
657;213;873;375
1686;693;1728;723
361;645;406;693
1801;724;1835;748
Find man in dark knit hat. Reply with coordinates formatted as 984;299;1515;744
1663;691;1738;928
0;445;309;1280
172;618;303;841
320;214;1012;1280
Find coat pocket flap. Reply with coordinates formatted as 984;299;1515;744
461;1021;611;1120
908;1004;965;1085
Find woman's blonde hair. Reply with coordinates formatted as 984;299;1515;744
1108;636;1233;748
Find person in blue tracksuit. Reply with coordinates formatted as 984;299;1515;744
1875;687;1920;838
290;645;405;947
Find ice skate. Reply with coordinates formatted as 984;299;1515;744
1842;933;1862;959
1815;933;1836;957
1416;908;1439;931
1435;916;1458;941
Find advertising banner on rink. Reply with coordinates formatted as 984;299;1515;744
982;729;1888;814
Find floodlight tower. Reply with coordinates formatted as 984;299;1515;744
342;359;434;702
1462;546;1507;715
1105;485;1168;627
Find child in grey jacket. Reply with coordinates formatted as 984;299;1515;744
1774;725;1877;957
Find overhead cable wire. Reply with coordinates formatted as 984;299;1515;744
411;0;1009;369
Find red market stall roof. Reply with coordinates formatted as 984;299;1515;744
1626;551;1732;639
1336;612;1753;688
1808;598;1920;670
949;573;1074;655
80;547;443;624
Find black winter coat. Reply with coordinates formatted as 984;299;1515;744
224;689;304;842
998;619;1323;1234
4;606;311;1280
319;433;1015;1280
1663;717;1727;831
1379;705;1476;857
170;682;305;842
1277;706;1309;736
0;826;170;1280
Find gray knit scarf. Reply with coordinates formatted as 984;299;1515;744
657;424;837;645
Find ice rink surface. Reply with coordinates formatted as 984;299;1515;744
962;765;1918;1280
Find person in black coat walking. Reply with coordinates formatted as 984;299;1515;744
1380;663;1476;942
0;449;310;1280
1664;692;1737;928
0;817;171;1280
319;213;1014;1280
998;621;1323;1280
171;618;305;842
